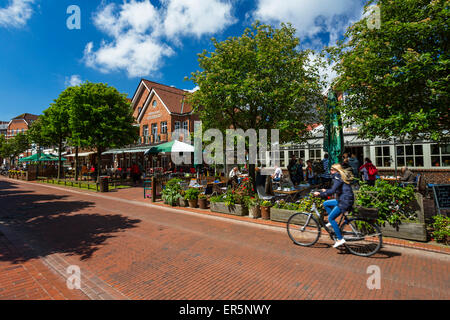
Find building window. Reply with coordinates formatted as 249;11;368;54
182;120;188;132
143;125;149;137
396;145;423;167
152;100;157;108
288;150;306;162
431;144;450;167
138;107;142;115
308;149;321;161
151;123;158;137
376;146;391;167
174;121;181;130
161;122;167;134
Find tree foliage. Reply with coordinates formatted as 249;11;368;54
70;82;139;180
187;22;325;144
328;0;449;142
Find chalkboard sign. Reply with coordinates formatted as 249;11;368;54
432;184;450;214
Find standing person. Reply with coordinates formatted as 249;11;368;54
288;156;299;185
313;163;354;248
305;160;315;185
297;158;305;183
348;153;360;178
131;162;141;186
359;158;378;186
321;153;331;186
341;153;351;169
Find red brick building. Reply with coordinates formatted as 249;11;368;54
103;79;199;171
6;113;39;140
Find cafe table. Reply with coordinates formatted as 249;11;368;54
273;188;302;202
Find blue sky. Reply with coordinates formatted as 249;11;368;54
0;0;366;121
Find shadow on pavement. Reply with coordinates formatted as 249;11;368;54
0;179;141;263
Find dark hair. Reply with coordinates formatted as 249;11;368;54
364;158;372;163
324;153;329;159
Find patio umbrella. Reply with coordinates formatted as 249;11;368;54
323;90;344;167
19;153;66;162
144;140;194;155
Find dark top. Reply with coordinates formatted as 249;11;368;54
320;173;354;212
401;169;415;182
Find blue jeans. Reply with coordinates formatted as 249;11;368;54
323;199;343;240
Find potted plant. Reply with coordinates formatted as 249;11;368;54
198;193;208;209
184;188;200;208
260;200;272;220
247;196;261;219
178;190;188;207
161;178;183;206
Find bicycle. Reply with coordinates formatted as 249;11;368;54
286;194;383;257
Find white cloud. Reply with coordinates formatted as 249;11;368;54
162;0;236;39
65;75;83;87
84;0;236;78
0;0;34;28
253;0;365;49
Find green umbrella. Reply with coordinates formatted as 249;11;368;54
19;153;66;162
144;140;194;155
323;90;344;168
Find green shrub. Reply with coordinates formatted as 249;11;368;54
431;215;450;244
355;180;416;227
184;188;200;201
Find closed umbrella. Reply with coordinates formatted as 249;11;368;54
323;90;344;167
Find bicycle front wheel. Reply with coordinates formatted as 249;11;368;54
340;218;382;257
287;212;321;247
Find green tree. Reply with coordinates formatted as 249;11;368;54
8;133;31;166
328;0;449;142
35;89;72;179
70;82;139;182
187;22;325;183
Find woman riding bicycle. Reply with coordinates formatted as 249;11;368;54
313;163;354;248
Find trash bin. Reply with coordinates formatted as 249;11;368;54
99;176;109;192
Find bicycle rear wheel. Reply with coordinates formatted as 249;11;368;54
287;212;321;247
340;218;382;257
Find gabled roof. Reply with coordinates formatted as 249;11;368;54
133;79;193;115
10;113;39;126
12;113;39;122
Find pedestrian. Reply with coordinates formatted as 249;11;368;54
348;153;360;178
321;153;331;186
306;160;315;185
131;162;141;186
359;158;378;186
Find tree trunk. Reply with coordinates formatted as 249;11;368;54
96;147;102;183
74;146;79;181
57;140;62;180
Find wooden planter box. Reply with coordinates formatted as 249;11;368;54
270;208;301;223
210;202;248;216
380;222;427;242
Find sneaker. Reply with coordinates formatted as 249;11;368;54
325;222;332;228
333;239;346;248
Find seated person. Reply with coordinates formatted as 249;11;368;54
398;167;415;182
229;166;241;179
272;165;283;182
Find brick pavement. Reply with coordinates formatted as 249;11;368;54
0;177;449;300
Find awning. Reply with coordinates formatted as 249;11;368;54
65;152;96;157
102;147;149;155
